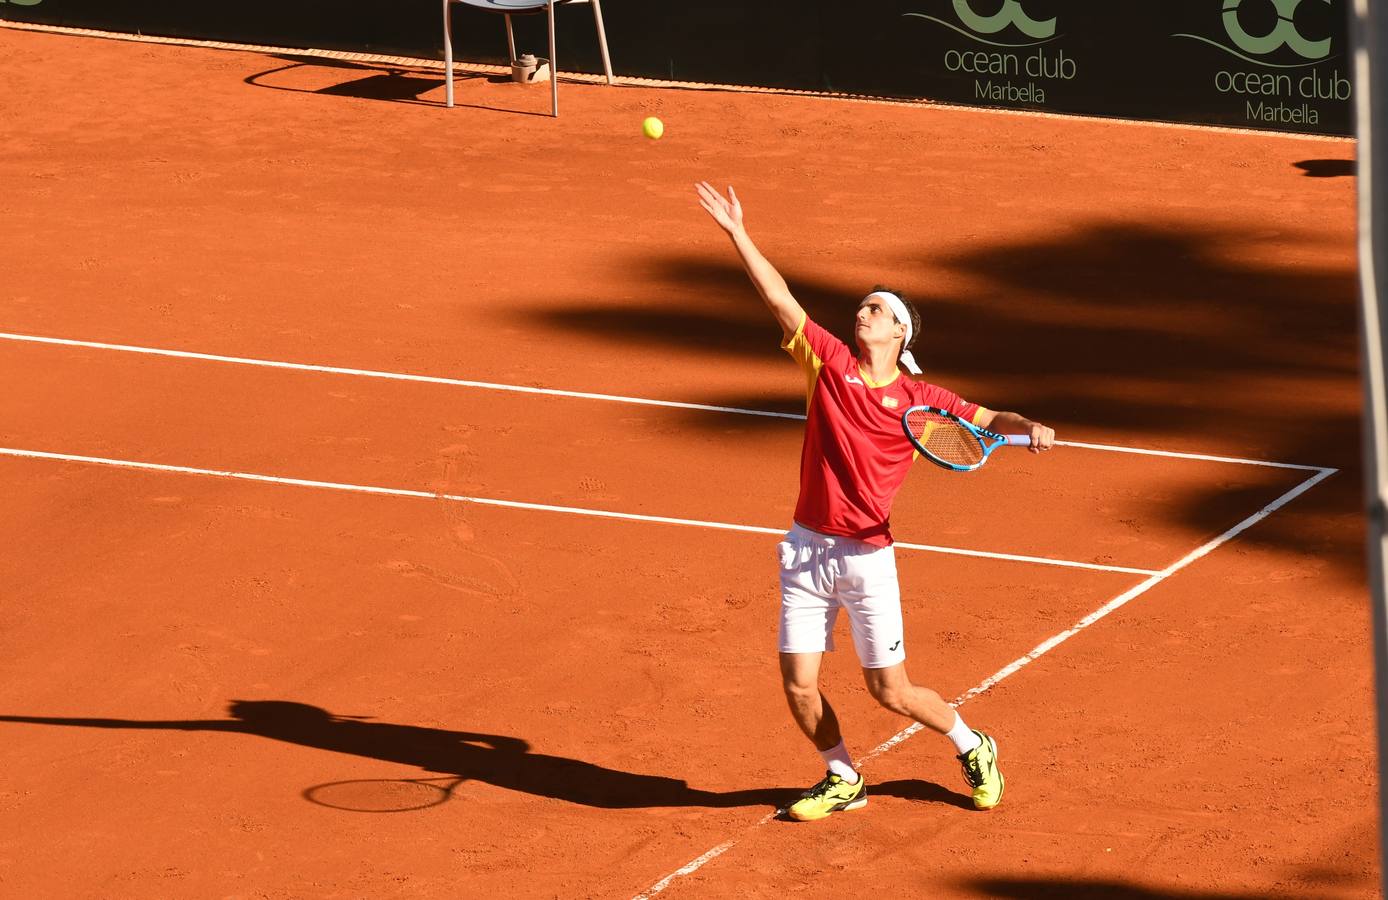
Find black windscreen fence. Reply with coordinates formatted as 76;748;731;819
1;0;1354;135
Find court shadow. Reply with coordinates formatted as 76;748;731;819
958;877;1285;899
769;777;972;821
315;72;446;102
873;777;975;810
243;55;546;114
1293;159;1355;178
0;700;788;811
541;216;1362;566
541;253;864;358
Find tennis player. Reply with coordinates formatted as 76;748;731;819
695;182;1054;820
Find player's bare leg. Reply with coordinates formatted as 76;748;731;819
860;663;955;732
779;651;842;750
779;651;867;820
862;663;1004;809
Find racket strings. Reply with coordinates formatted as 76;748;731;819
906;411;985;467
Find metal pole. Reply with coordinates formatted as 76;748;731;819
443;0;455;108
1350;0;1388;892
548;0;558;116
590;0;615;84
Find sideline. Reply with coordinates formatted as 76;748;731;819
631;463;1337;898
0;446;1160;576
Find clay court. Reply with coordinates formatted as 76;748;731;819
0;22;1375;899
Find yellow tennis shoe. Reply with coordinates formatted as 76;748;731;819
786;771;867;821
958;730;1004;810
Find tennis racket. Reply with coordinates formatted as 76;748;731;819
901;405;1031;472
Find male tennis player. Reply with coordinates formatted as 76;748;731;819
695;181;1054;820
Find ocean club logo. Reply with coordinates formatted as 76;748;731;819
1176;0;1332;63
908;0;1058;46
1173;0;1347;127
904;1;1073;105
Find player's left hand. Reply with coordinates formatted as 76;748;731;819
1028;421;1055;452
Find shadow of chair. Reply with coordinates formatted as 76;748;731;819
442;0;614;116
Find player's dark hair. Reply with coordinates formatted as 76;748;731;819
871;284;921;353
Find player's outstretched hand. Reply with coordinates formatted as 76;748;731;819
695;181;744;234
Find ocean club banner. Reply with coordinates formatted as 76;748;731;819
1;0;1353;135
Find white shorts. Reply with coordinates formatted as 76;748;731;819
777;523;906;669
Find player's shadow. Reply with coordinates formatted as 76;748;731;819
0;701;970;812
872;778;975;810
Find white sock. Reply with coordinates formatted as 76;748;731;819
818;740;859;784
945;713;982;755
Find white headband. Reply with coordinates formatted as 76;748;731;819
865;291;922;375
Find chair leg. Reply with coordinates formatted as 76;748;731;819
442;0;454;107
547;0;558;116
590;0;614;84
505;14;517;62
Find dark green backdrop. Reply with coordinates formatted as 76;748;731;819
0;0;1354;135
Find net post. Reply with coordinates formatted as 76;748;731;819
1351;0;1388;892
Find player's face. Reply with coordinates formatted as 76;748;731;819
855;299;905;351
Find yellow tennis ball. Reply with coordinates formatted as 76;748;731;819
642;116;664;140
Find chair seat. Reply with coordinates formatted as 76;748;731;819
450;0;565;11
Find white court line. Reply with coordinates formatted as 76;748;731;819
0;331;805;421
632;463;1337;899
0;446;1159;576
0;331;1331;470
0;331;1340;891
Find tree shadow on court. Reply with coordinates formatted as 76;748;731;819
1293;159;1355;178
537;254;866;430
918;218;1363;570
0;701;967;812
538;215;1363;568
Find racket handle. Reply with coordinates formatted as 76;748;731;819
1003;434;1032;446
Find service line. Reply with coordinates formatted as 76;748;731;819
0;331;1333;471
0;446;1156;576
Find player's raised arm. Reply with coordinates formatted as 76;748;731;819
695;181;805;339
978;409;1056;453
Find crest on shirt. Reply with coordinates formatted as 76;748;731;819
881;396;899;409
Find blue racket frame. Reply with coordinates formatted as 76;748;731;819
900;405;1031;472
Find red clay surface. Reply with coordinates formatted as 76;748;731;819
0;25;1373;900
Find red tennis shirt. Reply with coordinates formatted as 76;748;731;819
784;315;988;547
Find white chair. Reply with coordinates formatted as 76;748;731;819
443;0;614;116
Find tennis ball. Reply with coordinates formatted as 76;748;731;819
642;116;664;140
